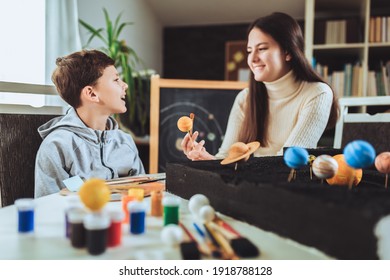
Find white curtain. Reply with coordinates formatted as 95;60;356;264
45;0;82;85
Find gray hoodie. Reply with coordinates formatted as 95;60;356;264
34;108;145;198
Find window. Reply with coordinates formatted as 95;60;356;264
0;0;46;84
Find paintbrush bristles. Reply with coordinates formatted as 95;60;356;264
208;224;239;260
212;216;260;258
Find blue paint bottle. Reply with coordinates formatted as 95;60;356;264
128;201;146;234
15;198;35;233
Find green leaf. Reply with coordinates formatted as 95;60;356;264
78;20;107;46
79;7;150;135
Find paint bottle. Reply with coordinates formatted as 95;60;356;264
151;190;163;217
163;196;180;226
67;207;87;248
64;195;83;238
128;201;146;234
128;188;144;201
107;209;124;247
121;193;135;223
83;212;110;255
15;198;35;233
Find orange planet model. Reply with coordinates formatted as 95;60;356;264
220;141;260;165
79;178;111;211
326;154;363;187
177;116;193;133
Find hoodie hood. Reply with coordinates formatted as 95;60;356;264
38;107;119;144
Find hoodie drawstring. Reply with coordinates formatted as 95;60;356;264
100;131;114;179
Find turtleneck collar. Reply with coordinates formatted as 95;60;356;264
263;70;301;100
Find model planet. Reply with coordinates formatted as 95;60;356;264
375;152;390;174
326;154;362;187
177;116;193;132
78;178;110;211
312;155;338;179
283;147;309;169
343;140;376;169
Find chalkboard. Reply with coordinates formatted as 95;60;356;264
149;76;247;173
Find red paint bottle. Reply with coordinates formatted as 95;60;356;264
107;210;124;247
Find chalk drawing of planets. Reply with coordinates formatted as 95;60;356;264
175;138;183;151
207;132;216;141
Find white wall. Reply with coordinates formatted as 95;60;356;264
77;0;162;74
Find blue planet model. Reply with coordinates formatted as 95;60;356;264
343;140;376;169
284;146;309;169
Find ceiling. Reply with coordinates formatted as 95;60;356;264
145;0;306;27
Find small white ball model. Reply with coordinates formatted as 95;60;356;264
188;194;210;217
160;224;184;245
198;205;215;223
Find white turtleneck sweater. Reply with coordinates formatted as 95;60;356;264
215;70;333;158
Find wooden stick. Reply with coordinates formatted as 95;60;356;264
107;178;165;189
189;113;195;137
105;176;151;185
348;169;355;190
288;169;295;182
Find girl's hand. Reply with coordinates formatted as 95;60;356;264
181;131;216;161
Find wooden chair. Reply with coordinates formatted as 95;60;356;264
0;82;66;207
0;114;60;207
333;96;390;153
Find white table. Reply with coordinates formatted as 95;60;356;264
0;192;331;260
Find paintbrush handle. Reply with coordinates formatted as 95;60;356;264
210;222;236;239
204;223;235;260
105;176;151;185
214;216;241;237
203;223;220;248
209;224;239;260
180;223;195;242
193;223;218;258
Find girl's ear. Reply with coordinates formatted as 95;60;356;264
81;85;99;102
286;53;292;62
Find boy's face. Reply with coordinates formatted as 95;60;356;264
92;65;128;114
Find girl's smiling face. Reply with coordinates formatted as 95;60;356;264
247;27;291;83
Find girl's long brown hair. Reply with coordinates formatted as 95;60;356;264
239;12;339;145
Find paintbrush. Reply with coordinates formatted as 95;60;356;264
193;223;221;259
179;223;201;260
213;216;260;258
107;178;165;190
204;223;238;260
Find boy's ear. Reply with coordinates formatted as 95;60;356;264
81;85;99;102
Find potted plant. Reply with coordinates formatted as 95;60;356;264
79;8;152;137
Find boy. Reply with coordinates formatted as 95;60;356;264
35;50;145;197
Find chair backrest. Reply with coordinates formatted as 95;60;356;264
0;114;59;207
333;96;390;153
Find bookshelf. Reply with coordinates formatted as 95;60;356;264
304;0;390;102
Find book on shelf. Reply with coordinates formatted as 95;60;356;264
369;16;390;43
314;60;390;97
352;63;363;97
325;20;346;44
344;63;352;97
317;17;361;45
368;71;377;97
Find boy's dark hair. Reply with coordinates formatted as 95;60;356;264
51;49;115;108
